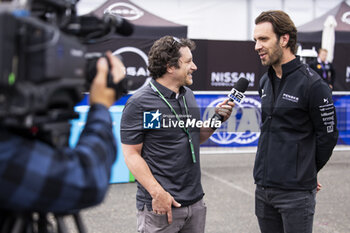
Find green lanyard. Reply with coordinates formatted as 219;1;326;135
150;82;196;163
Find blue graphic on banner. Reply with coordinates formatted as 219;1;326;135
196;94;261;147
333;95;350;145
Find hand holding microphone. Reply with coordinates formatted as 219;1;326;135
211;78;249;124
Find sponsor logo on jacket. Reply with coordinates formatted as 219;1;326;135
282;93;299;103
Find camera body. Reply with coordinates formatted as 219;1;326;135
0;0;132;145
0;11;86;118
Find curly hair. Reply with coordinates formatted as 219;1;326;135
148;36;196;79
255;10;297;54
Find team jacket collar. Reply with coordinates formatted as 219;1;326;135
267;57;302;80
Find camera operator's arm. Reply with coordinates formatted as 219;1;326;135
0;53;126;213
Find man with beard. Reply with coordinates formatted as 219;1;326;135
253;10;338;233
120;36;234;233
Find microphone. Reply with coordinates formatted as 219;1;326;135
212;78;249;122
227;78;249;104
68;14;134;39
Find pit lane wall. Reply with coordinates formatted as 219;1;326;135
69;92;350;183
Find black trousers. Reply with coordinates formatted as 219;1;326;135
255;185;316;233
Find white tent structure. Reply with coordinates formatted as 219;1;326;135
321;15;337;62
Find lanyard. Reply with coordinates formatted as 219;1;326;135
150;82;196;163
320;62;327;79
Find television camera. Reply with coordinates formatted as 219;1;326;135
0;1;133;232
0;0;133;147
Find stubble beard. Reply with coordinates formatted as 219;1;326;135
261;43;283;67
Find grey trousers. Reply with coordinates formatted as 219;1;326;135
255;185;316;233
137;199;206;233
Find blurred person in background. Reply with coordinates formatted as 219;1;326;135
309;48;336;90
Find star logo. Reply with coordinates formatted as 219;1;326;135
151;109;161;122
143;110;162;129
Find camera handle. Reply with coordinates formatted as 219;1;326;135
2;212;86;233
55;213;86;233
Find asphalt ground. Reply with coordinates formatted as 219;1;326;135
64;147;350;233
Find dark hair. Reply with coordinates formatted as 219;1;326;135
255;10;297;54
148;36;196;79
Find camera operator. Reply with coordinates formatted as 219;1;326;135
0;52;125;226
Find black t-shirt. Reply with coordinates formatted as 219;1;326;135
120;79;204;210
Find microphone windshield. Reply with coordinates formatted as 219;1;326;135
115;17;134;36
104;13;134;36
234;78;249;93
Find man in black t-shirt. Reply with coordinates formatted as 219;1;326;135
120;36;234;233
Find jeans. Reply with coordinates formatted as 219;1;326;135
137;199;206;233
255;185;316;233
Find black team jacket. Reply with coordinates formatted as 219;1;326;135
253;57;339;190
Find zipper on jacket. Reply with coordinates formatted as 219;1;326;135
262;115;272;187
262;71;285;186
262;77;275;187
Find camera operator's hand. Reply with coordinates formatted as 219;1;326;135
89;51;126;108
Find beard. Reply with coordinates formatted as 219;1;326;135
261;42;283;67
